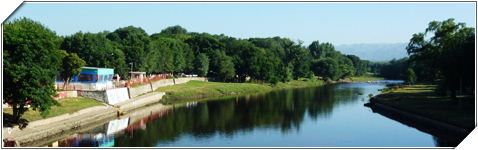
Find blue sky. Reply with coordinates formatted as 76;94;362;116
7;2;476;45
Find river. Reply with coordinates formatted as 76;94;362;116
43;81;455;147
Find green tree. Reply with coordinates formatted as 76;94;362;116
346;55;367;76
308;41;335;59
289;44;312;79
145;37;188;75
209;50;236;81
160;25;188;35
223;39;262;82
185;33;225;55
407;18;475;97
3;18;62;122
60;52;86;90
311;58;340;81
378;58;409;80
405;68;417;85
194;53;210;77
107;26;150;71
61;32;128;78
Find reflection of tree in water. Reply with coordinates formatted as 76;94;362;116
114;84;365;147
306;84;363;119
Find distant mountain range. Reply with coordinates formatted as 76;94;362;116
335;43;409;62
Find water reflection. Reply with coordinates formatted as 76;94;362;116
46;82;454;147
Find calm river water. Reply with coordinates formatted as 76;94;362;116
45;81;455;147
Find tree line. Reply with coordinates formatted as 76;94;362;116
3;18;375;122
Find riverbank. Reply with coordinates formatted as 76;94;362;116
156;78;325;104
3;76;380;146
367;84;474;133
2;92;167;147
350;75;384;82
3;97;104;127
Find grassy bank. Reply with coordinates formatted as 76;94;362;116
3;97;104;125
350;74;384;82
156;79;324;104
372;84;474;129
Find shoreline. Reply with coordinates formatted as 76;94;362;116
157;79;326;104
366;101;469;144
364;86;474;145
3;92;167;147
3;77;382;147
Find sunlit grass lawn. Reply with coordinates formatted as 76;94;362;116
350;74;384;82
156;79;324;104
375;84;474;129
3;97;104;124
156;80;272;104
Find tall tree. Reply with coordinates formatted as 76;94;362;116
405;68;417;85
144;37;187;75
208;50;236;82
346;55;367;76
407;18;475;97
61;32;128;77
3;18;62;122
311;58;340;81
160;25;188;35
308;41;335;59
60;52;86;90
194;53;210;77
107;26;150;71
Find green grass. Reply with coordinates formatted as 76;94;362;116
374;84;474;129
3;97;104;123
350;75;384;82
273;78;324;89
156;79;324;104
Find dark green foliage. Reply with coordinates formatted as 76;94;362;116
61;32;128;77
224;39;262;82
405;68;417;85
407;18;475;97
311;58;340;81
3;18;62;121
208;50;236;82
194;53;210;77
378;57;409;80
107;26;150;71
185;33;225;54
60;52;86;89
308;41;334;59
143;37;189;74
160;25;188;35
346;55;368;76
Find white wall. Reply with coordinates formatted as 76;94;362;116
105;88;130;105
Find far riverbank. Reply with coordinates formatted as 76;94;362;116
156;75;384;104
156;79;324;104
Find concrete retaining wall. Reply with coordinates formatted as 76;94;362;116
79;77;207;103
77;90;106;102
128;84;153;98
129;77;207;98
54;91;78;100
105;88;130;105
151;79;175;90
